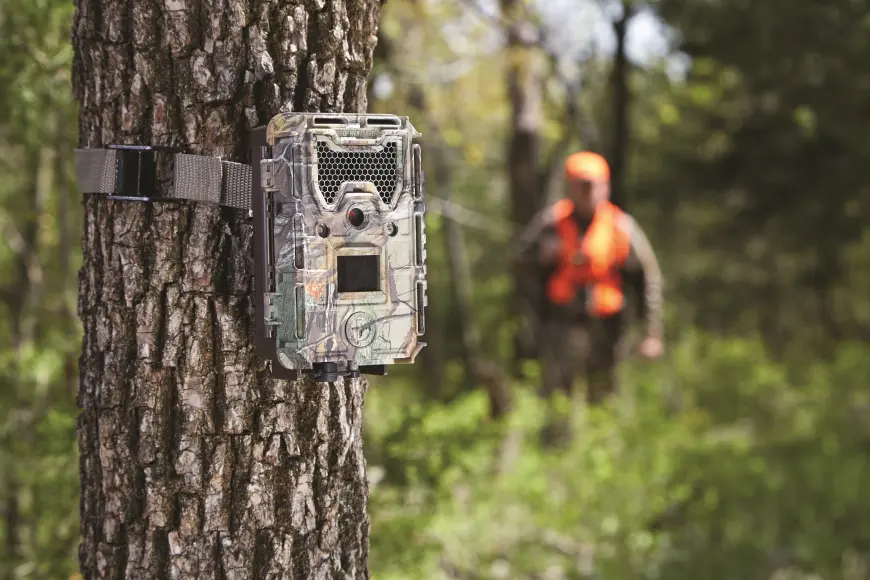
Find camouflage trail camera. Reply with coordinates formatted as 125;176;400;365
254;113;427;381
74;112;428;382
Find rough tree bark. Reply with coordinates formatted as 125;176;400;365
72;0;383;578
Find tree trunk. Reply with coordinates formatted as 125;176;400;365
72;1;382;578
1;144;48;579
431;137;513;418
609;1;634;208
432;145;480;387
2;478;20;580
500;0;546;373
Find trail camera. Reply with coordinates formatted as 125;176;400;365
253;113;427;381
74;112;428;382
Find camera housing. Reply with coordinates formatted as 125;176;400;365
252;113;428;381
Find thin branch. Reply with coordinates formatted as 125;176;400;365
427;196;510;238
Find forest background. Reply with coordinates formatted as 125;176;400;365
2;0;870;578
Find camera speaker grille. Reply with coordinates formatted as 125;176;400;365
315;141;399;204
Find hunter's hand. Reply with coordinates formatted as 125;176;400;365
638;336;664;360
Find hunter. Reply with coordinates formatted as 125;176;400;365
521;151;665;406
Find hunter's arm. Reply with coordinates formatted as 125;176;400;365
622;215;664;340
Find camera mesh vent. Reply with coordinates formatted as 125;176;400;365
316;141;399;204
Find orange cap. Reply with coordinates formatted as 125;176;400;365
564;151;610;182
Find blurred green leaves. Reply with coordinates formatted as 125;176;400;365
367;335;870;579
0;0;80;577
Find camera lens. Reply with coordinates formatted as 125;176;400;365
317;223;330;238
347;207;365;228
386;222;398;237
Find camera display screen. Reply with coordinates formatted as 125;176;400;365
337;255;380;293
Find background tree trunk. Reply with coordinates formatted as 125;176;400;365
72;0;382;577
500;0;546;375
608;0;634;209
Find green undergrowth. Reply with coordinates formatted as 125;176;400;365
365;331;870;580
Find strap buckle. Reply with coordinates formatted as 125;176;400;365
105;144;184;202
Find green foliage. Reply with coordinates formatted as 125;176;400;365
368;335;870;579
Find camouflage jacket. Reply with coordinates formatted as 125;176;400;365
515;203;664;340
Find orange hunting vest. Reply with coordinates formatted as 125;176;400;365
546;199;631;317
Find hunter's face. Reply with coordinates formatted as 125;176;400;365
566;178;608;218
